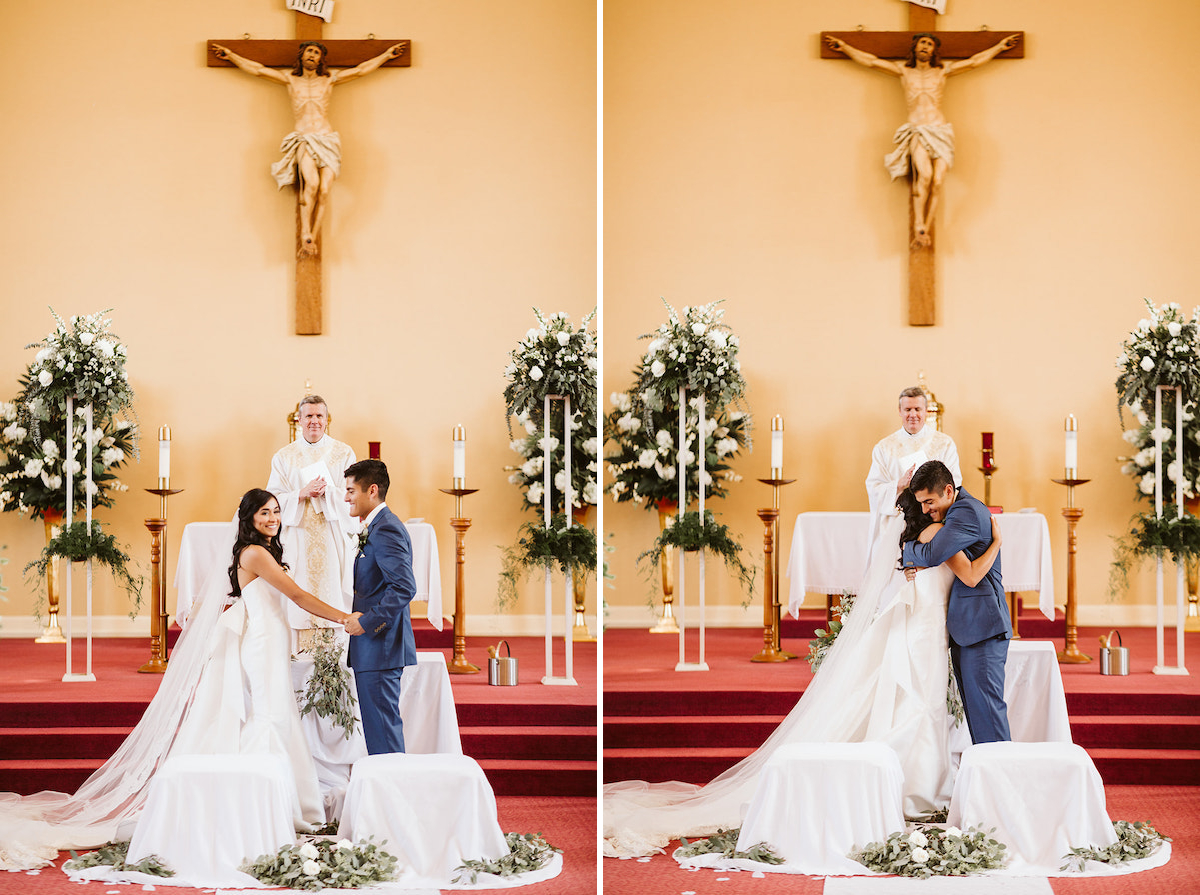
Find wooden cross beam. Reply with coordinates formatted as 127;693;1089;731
822;5;1023;326
207;12;410;335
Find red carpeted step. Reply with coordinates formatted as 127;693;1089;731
605;689;801;717
461;725;596;760
603;746;752;784
1;701;153;729
412;619;454;649
455;701;595;728
476;758;596;797
0;759;102;795
1071;715;1200;750
0;727;132;760
1087;748;1200;785
1066;691;1200;715
604;714;785;749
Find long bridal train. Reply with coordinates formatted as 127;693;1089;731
604;514;956;858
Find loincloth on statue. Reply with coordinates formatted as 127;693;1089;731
884;122;955;180
271;131;343;189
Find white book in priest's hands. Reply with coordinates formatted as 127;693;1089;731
900;449;929;479
300;459;338;513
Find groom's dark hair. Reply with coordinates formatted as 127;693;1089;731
909;460;955;495
346;458;390;499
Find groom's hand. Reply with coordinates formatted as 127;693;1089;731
343;612;365;635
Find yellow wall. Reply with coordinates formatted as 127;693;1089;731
0;1;596;631
603;0;1200;625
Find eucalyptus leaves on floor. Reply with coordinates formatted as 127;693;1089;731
453;832;561;884
63;840;174;878
241;836;397;890
675;828;784;864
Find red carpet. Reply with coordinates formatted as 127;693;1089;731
0;633;596;797
604;625;1200;786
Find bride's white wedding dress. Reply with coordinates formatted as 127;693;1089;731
0;574;324;871
603;515;955;858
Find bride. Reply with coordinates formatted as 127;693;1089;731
0;488;350;871
603;491;1002;858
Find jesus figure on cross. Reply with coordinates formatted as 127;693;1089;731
213;40;406;257
825;32;1020;247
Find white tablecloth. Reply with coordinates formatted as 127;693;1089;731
786;511;1054;619
175;519;443;628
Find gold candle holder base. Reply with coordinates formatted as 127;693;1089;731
1052;478;1092;664
752;477;797;662
440;488;480;674
35;510;67;643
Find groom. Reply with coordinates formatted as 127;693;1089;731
903;460;1011;744
343;458;417;754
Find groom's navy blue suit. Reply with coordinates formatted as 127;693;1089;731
902;486;1012;744
348;504;417;754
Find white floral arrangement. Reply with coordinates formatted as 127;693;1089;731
506;407;599;512
1119;398;1198;501
24;309;136;421
850;824;1008;878
503;308;597;434
240;837;397;890
637;298;747;412
605;387;750;508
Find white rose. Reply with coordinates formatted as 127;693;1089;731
944;826;962;838
1167;460;1182;482
651;360;666;378
38;370;54;387
302;859;322;876
24;459;44;477
1141;356;1155;371
556;330;570;346
298;842;320;860
79;332;95;346
1140;473;1156;495
1136;410;1150;426
1169;322;1183;337
911;847;929;864
611;391;631;412
617;413;638;433
638;449;658;468
583;481;598;504
95;339;115;358
1152;427;1173;443
527;483;543;503
656;430;673;449
582;437;599;456
0;402;14;421
691;322;706;336
526;327;540;340
707;329;727;349
654;462;677;481
647;338;664;356
530;365;543;381
42;440;58;459
64;459;82;476
35;348;52;364
908;830;928;848
537;436;560;453
1123;429;1142;445
336;839;354;850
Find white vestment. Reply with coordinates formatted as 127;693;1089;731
864;425;960;566
267;435;358;632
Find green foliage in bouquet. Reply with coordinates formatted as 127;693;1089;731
24;519;143;618
64;841;174;878
296;628;359;738
497;515;597;609
851;824;1007;878
637;509;755;599
454;832;561;884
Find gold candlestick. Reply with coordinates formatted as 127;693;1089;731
650;499;680;633
440;486;480;674
1052;476;1091;663
139;487;182;673
753;477;797;662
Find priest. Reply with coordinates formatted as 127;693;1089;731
864;385;961;564
267;394;359;649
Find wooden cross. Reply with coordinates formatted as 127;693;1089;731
207;11;410;335
821;5;1023;326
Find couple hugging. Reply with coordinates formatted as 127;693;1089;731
0;459;417;870
604;461;1012;858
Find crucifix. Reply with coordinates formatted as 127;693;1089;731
207;10;411;335
821;4;1023;326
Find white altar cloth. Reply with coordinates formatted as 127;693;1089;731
126;754;294;888
786;511;1054;620
338;753;509;887
175;519;444;628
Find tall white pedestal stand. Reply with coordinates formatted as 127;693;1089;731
676;387;709;672
62;397;97;682
541;394;576;686
1153;386;1189;675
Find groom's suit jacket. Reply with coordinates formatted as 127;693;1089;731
901;486;1010;647
348;505;417;672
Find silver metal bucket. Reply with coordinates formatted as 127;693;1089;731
1099;629;1129;676
488;639;518;686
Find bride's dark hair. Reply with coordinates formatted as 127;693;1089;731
228;488;289;597
897;489;933;553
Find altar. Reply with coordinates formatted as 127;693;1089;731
174;519;444;628
785;511;1055;626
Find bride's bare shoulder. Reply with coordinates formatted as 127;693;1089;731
917;522;943;543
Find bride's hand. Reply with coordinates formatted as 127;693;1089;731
904;566;923;582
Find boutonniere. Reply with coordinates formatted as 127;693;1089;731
356;525;370;556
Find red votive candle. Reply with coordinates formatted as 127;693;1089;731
368;441;381;459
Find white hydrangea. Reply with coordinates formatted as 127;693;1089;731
529;365;543;381
1140;473;1156;495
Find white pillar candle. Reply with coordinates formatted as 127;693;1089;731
158;425;171;483
452;424;466;482
770;415;784;475
1064;414;1077;473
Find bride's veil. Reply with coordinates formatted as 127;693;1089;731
0;561;231;868
603;513;913;857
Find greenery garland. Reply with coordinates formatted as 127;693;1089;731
1061;820;1171;871
453;832;561;884
64;841;173;878
676;828;785;864
497;515;597;609
241;837;397;890
24;519;143;618
296;628;359;738
637;509;755;599
851;824;1007;878
1109;512;1200;597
